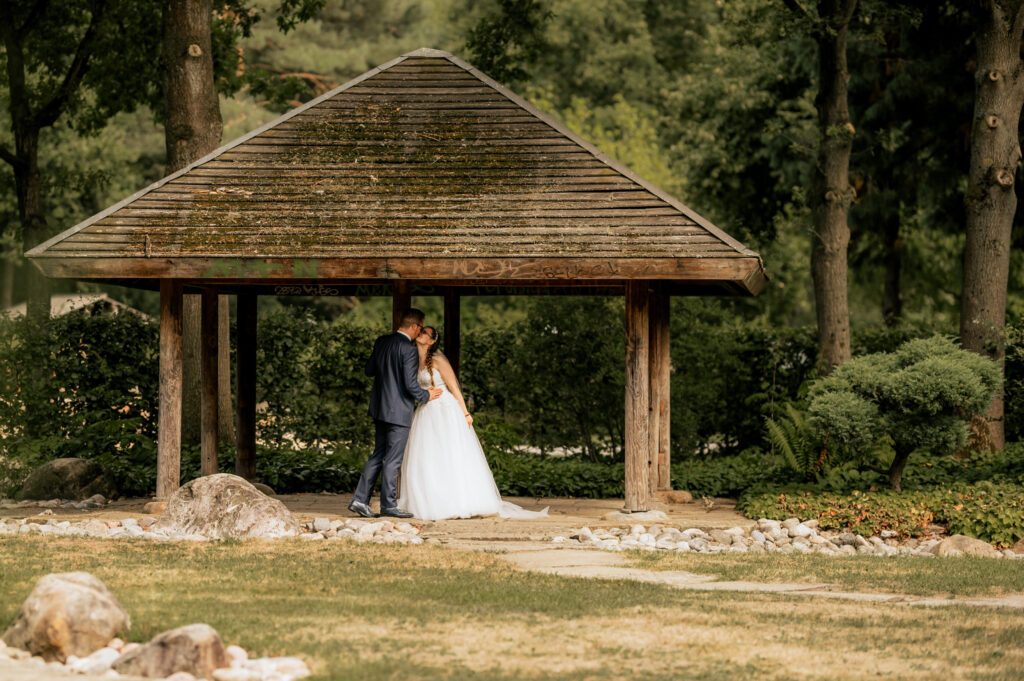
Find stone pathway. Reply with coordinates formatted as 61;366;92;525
491;546;1024;609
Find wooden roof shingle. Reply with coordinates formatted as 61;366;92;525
27;48;766;294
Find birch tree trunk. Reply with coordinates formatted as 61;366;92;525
162;0;224;447
960;0;1024;450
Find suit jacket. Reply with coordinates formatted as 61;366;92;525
365;332;431;426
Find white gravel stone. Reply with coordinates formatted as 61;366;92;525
67;647;120;674
781;517;802;530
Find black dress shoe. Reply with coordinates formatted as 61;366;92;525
348;500;379;518
380;507;414;518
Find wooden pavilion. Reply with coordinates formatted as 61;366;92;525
27;48;765;512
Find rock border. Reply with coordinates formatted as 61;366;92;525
551;518;1024;559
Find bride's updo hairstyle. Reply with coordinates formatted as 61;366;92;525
423;326;442;387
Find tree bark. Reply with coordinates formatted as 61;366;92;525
887;449;910;492
16;130;51;326
162;0;224;448
809;0;858;374
162;0;223;172
960;0;1024;450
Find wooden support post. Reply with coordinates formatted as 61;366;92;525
624;280;650;512
392;280;411;329
651;284;671;490
443;288;461;375
157;279;183;499
217;294;235;446
235;293;257;481
648;284;661;494
200;288;219;477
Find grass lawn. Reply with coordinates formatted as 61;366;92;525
1;537;1022;681
627;550;1024;597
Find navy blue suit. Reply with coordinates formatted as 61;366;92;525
353;331;431;509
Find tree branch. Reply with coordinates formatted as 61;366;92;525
1011;0;1024;44
0;144;21;169
842;0;859;25
781;0;813;21
32;0;108;129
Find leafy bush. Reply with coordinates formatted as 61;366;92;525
463;297;626;460
0;310;159;496
738;482;1024;546
671;448;789;497
806;336;1001;490
256;311;381;450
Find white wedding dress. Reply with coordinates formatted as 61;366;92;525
399;367;549;521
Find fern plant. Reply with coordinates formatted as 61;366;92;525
766;403;824;478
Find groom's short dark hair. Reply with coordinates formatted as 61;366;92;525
399;308;425;327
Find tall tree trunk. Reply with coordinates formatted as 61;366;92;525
882;210;902;325
809;0;857;374
162;0;224;447
960;0;1024;451
13;131;51;326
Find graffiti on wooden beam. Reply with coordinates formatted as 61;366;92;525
273;284;342;296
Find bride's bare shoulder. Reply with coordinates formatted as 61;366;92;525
432;352;451;369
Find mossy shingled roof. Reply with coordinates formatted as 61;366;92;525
28;48;765;292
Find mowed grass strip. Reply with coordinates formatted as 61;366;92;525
627;550;1024;597
1;537;1022;681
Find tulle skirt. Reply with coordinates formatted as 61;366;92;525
399;391;548;521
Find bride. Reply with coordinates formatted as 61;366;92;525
398;326;548;521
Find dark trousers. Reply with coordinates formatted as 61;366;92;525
353;419;410;510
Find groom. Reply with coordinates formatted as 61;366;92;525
349;308;442;518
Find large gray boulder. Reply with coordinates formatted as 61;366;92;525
152;474;299;539
16;458;117;501
929;534;1000;558
2;572;130;662
112;624;228;678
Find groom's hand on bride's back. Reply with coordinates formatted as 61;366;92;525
428;387;443;400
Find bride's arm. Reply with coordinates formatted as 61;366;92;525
434;355;473;425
